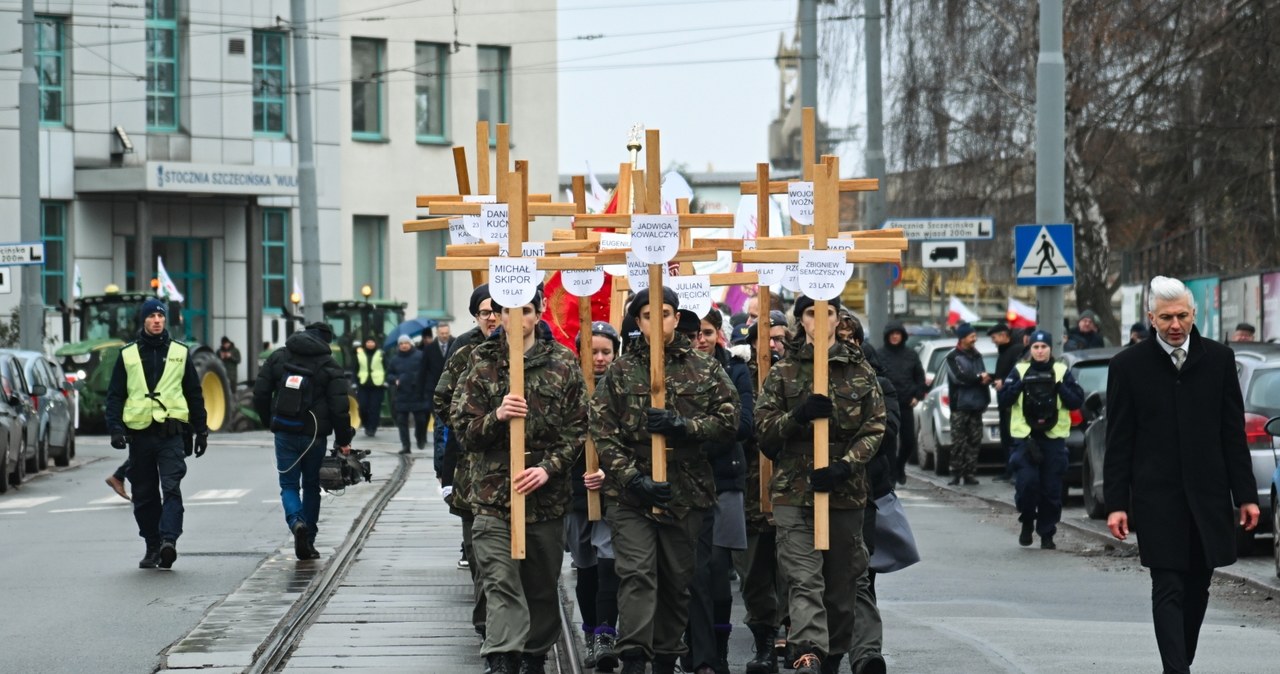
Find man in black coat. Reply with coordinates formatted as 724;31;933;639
1104;276;1259;674
988;322;1021;482
418;327;447;472
879;321;927;484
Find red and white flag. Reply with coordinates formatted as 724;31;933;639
1007;297;1037;329
947;296;979;326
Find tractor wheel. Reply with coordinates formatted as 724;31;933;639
191;350;232;432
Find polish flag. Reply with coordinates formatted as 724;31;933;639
947;296;979;326
1006;297;1038;329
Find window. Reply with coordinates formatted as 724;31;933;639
351;38;385;139
36;16;65;125
253;31;288;136
417;231;450;319
477;46;510;143
40;202;67;305
262;209;289;310
352;216;387;298
146;0;179;131
414;42;448;143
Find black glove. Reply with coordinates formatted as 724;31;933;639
810;461;852;492
646;408;688;440
792;394;834;424
626;474;673;507
194;432;208;458
110;434;127;450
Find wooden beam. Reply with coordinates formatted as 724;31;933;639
739;178;880;195
437;256;597;271
612;271;759;292
591;249;718;266
572;213;734;229
735;250;902;265
453;146;471;196
445;240;598;257
403;217;454;233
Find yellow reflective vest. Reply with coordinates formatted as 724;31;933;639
120;341;190;430
1009;360;1071;439
356;349;385;386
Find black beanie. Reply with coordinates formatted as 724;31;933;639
468;284;492;317
791;294;842;319
628;286;680;320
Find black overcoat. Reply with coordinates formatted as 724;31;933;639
1103;326;1256;570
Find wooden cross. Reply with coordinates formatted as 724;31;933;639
732;155;902;550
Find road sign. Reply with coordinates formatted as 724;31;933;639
922;241;965;268
1015;224;1074;286
0;242;46;266
883;217;993;240
0;268;10;294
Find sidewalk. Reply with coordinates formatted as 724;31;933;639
906;465;1280;594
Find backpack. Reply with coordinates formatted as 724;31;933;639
270;362;320;434
1020;366;1059;432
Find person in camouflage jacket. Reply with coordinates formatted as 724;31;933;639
589;286;738;673
754;295;886;674
452;287;587;674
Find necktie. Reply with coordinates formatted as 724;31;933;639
1172;347;1185;370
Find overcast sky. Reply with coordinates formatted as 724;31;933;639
556;0;805;176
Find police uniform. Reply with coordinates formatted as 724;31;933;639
451;308;587;674
589;287;739;674
754;295;886;674
997;330;1085;549
354;344;386;436
104;298;208;569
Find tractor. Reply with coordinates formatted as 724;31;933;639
55;287;233;432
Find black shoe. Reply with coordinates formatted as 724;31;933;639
518;653;546;674
303;541;322;560
364;429;375;437
486;652;519;674
619;651;647;674
158;540;178;569
819;653;843;674
594;628;619;672
947;476;961;486
896;473;907;485
746;624;777;674
855;655;887;674
139;545;161;569
793;651;822;674
417;440;427;450
1041;534;1056;550
652;655;678;674
294;521;311;559
963;475;979;485
1019;520;1034;546
399;447;411;455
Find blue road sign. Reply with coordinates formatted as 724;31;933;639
1014;224;1074;286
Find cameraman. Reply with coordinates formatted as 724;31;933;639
254;321;355;560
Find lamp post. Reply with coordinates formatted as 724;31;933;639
288;291;302;335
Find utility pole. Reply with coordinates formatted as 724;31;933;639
1036;0;1065;350
19;0;43;351
292;0;322;323
800;0;818;118
863;0;889;341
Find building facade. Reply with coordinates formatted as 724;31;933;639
0;0;557;375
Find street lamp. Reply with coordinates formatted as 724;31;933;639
360;284;373;299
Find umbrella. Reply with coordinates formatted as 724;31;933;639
384;317;438;349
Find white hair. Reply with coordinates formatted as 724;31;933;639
1147;276;1196;313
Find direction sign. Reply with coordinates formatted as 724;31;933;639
883;217;993;241
0;242;46;266
922;241;965;269
1015;223;1074;286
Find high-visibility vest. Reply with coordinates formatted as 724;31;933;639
356;349;385;386
121;341;190;430
1009;360;1071;439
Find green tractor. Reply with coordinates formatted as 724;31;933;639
254;298;408;430
55;289;234;432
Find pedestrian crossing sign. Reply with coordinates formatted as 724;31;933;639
1014;223;1074;286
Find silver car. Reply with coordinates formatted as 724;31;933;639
1;350;76;468
915;343;1002;475
0;353;34;491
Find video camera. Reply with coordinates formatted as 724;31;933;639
319;447;372;493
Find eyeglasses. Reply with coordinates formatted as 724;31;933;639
477;309;497;319
769;336;787;344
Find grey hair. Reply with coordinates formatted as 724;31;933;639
1147;276;1196;313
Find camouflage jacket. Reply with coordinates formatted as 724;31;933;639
756;340;886;509
590;334;738;521
435;334;484;516
453;334;587;522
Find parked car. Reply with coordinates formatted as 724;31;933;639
1081;343;1280;557
0;349;76;467
0;354;34;491
1266;416;1280;577
916;336;995;388
903;324;944;351
1057;347;1123;498
915;343;1001;475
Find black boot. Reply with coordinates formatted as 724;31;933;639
854;654;887;674
139;543;161;569
619;650;647;674
518;652;546;674
746;624;778;673
486;652;519;674
820;652;844;674
652;654;678;674
594;626;619;672
1019;519;1034;546
714;624;732;674
1041;534;1056;550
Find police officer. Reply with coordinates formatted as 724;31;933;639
253;321;355;560
997;330;1084;549
590;287;739;674
354;336;386;437
104;298;208;570
755;295;886;674
452;286;587;674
